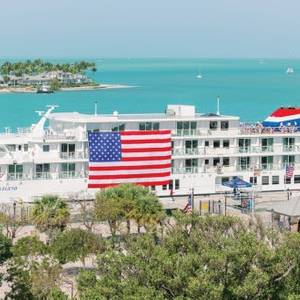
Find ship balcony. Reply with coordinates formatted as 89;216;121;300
238;146;274;154
7;173;25;181
282;145;296;152
59;152;88;160
43;132;76;141
172;149;201;156
172;129;201;137
240;124;298;135
171;167;199;174
7;171;87;181
58;171;85;179
34;172;51;180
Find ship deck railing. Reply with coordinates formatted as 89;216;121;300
240;124;299;135
6;171;87;181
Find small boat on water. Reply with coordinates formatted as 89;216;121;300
196;74;203;79
286;67;294;75
37;85;54;94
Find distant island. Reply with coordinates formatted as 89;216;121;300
0;59;128;93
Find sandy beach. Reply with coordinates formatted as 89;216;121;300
0;83;134;94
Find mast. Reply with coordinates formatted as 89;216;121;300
216;96;220;115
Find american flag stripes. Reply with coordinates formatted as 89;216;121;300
87;130;172;189
285;165;294;179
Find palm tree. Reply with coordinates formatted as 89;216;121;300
130;193;165;233
95;184;165;235
31;195;70;242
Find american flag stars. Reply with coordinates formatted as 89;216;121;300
88;132;122;162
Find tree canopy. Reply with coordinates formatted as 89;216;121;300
51;228;104;265
94;183;164;235
31;195;70;241
77;214;300;300
0;59;96;76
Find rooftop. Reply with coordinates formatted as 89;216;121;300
47;105;239;123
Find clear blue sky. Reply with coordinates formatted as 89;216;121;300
1;0;300;58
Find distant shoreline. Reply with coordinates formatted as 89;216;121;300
0;83;134;94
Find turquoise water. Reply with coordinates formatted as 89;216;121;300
1;58;300;130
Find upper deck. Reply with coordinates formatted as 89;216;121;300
0;104;299;142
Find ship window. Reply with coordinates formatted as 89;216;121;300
177;121;196;135
112;124;125;131
168;181;173;191
24;144;28;152
43;145;50;152
8;164;23;174
185;159;198;167
61;144;75;154
176;122;183;130
221;177;229;185
151;186;156;191
262;176;269;185
175;179;180;190
238;157;250;170
139;122;160;131
223;157;230;166
250;176;257;185
61;144;68;152
221;121;229;130
213;158;220;166
283;155;295;165
294;175;300;184
18;145;22;151
272;176;280;185
223;140;230;148
35;164;50;178
285;176;292;184
162;184;167;190
7;144;16;152
205;159;209;165
185;140;198;152
213;140;220;148
209;121;218;130
205;141;209;147
61;163;75;172
153;123;159;130
261;138;273;151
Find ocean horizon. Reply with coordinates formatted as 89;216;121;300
0;58;300;130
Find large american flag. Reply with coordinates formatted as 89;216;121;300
285;165;294;179
87;130;172;188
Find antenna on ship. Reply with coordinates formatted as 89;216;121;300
94;101;98;116
216;96;220;115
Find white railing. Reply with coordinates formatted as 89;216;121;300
240;124;299;135
60;152;88;159
34;172;51;180
172;167;199;174
7;171;87;181
173;129;201;136
172;149;201;156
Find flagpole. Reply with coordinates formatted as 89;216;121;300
192;188;194;212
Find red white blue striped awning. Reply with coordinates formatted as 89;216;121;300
262;107;300;127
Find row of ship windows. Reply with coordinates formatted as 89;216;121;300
149;179;180;192
93;121;230;132
176;155;296;167
176;138;295;149
221;175;300;186
7;163;75;174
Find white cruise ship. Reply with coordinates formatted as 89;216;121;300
1;104;300;202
